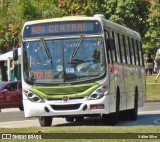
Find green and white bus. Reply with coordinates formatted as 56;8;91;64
15;14;146;126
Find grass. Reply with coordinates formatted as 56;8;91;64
146;74;160;101
0;126;160;142
0;75;159;142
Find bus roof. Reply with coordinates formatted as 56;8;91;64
23;14;141;39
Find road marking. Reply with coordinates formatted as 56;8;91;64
1;108;20;112
153;119;160;125
0;119;36;125
138;110;160;114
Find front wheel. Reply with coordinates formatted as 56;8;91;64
19;105;24;111
39;116;52;127
75;116;84;122
102;88;120;125
65;116;74;122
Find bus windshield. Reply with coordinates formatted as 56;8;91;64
23;37;106;84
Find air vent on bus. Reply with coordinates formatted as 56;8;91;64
62;15;86;18
47;97;84;101
94;14;105;19
50;104;81;110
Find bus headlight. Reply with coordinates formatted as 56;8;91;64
24;91;44;103
88;88;104;100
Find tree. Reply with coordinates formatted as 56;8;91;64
0;0;155;57
58;0;105;16
143;0;160;55
0;0;59;53
102;0;151;38
58;0;150;39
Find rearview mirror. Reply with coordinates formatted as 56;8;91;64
13;48;18;61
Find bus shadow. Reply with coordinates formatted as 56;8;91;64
53;114;160;127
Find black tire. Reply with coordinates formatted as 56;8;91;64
128;88;138;121
119;110;128;121
75;116;84;122
39;116;52;127
19;105;24;111
102;87;120;125
65;116;74;122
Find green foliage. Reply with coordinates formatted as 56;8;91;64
0;0;158;56
102;0;151;38
0;0;59;53
143;0;160;55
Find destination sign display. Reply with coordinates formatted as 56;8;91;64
33;71;52;79
23;20;102;38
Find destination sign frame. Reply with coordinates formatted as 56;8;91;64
23;20;102;38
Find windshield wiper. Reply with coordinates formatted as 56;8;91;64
40;38;53;69
70;35;84;64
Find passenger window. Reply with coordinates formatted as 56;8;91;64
133;39;139;65
138;41;143;66
105;31;111;64
124;36;131;64
114;33;121;63
127;37;132;64
130;38;136;65
119;34;126;63
109;31;116;63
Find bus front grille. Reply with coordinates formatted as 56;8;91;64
50;104;81;110
47;97;84;101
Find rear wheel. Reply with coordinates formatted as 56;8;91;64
75;116;84;122
120;110;128;121
39;116;52;127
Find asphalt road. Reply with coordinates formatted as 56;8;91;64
0;102;160;128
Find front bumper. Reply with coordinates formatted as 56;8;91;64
23;96;109;118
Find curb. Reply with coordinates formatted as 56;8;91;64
146;100;160;102
1;108;20;112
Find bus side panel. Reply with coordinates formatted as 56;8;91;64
137;66;143;107
126;65;138;110
124;64;134;110
108;64;116;113
139;67;146;106
120;64;127;111
109;63;126;113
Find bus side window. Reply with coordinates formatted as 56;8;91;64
127;37;132;65
122;35;128;64
136;40;140;66
133;39;139;65
117;33;122;63
130;38;136;65
110;31;117;63
105;31;110;64
114;33;121;63
119;34;126;64
124;36;130;64
107;31;114;64
138;41;144;66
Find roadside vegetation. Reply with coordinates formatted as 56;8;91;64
0;126;160;142
0;75;159;142
0;0;159;56
146;74;160;101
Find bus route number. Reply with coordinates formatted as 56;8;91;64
33;71;52;79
